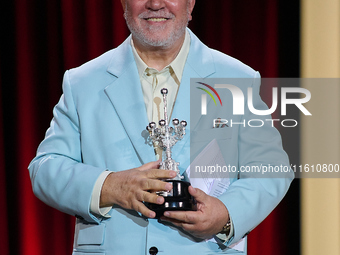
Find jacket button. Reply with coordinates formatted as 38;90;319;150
149;246;158;255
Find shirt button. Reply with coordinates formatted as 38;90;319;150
149;246;158;255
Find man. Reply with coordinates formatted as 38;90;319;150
29;0;293;254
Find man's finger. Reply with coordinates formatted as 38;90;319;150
161;216;191;227
188;186;207;203
162;210;197;224
137;190;165;205
134;201;156;219
141;179;173;192
146;168;177;180
160;216;198;234
138;160;161;171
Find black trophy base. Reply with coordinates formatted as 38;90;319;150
146;180;197;218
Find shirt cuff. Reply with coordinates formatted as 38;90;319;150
216;217;234;244
90;170;113;218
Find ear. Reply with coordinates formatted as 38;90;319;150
121;0;126;12
187;0;196;21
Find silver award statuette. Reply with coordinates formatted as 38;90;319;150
146;88;196;218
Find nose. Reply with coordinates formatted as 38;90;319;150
145;0;166;11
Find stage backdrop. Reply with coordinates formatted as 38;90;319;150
0;1;299;254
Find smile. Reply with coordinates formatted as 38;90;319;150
145;18;169;22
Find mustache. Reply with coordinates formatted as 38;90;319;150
138;10;175;19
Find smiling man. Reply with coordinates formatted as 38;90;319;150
123;0;191;49
28;0;293;254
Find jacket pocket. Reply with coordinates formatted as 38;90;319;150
76;222;105;246
73;252;105;255
73;223;106;254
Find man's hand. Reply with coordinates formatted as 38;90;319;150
100;160;176;218
160;186;229;240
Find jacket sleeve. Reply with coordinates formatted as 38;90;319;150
28;70;105;224
219;73;294;245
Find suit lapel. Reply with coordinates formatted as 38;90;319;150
171;30;216;173
104;37;155;165
103;31;216;169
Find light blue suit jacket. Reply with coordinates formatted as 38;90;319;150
29;29;293;255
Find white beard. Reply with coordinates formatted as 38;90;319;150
124;8;189;48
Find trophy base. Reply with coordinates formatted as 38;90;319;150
146;180;197;218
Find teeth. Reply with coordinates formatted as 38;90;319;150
147;18;167;22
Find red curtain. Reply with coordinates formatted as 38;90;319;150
0;70;9;255
0;1;291;254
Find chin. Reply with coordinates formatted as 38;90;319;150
134;28;186;48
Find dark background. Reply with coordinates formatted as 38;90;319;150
0;1;300;254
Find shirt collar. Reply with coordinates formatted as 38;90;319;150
131;29;190;82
